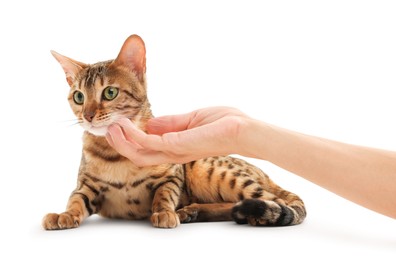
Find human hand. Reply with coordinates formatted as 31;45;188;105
106;107;249;166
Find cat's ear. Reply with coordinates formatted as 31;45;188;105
51;50;87;87
112;34;146;81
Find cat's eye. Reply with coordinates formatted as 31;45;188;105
73;91;84;105
102;86;119;101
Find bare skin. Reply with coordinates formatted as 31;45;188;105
106;106;396;219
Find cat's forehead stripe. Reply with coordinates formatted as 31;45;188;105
81;62;109;89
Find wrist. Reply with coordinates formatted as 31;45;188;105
235;118;272;160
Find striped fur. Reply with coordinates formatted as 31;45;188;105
42;35;306;229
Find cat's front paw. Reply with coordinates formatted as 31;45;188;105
42;213;80;230
176;204;199;223
150;210;180;228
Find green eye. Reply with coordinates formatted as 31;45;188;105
102;86;119;101
73;91;84;105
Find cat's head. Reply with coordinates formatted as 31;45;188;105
52;34;150;136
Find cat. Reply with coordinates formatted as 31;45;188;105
42;34;306;229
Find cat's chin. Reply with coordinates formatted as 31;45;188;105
85;126;108;136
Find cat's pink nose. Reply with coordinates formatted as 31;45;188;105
83;111;96;122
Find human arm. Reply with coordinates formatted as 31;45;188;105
106;106;396;219
241;119;396;219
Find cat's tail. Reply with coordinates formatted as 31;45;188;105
231;180;306;226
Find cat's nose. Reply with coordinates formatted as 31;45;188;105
83;111;96;122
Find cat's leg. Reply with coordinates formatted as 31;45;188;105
177;203;235;223
42;186;102;230
150;181;183;228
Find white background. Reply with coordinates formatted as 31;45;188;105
1;0;395;259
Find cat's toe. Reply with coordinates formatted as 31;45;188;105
42;213;60;230
176;205;199;223
42;213;80;230
231;202;249;224
232;199;274;225
151;210;180;228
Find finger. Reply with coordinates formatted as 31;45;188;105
110;119;221;166
105;132;115;147
108;123;194;166
146;112;195;135
116;118;171;152
129;149;189;166
107;124;142;158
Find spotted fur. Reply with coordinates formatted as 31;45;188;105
42;35;306;229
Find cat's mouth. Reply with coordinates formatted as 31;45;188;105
80;117;137;137
80;122;111;136
86;125;109;136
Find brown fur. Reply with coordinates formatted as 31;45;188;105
42;35;306;229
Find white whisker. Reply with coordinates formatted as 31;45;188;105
67;121;82;127
54;118;83;128
56;118;80;123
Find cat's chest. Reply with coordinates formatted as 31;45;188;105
81;158;174;219
99;179;152;219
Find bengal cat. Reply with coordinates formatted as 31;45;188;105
42;35;306;229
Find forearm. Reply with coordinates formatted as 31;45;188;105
240;119;396;219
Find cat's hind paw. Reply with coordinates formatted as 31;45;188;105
42;212;80;230
150;210;180;228
232;199;294;226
